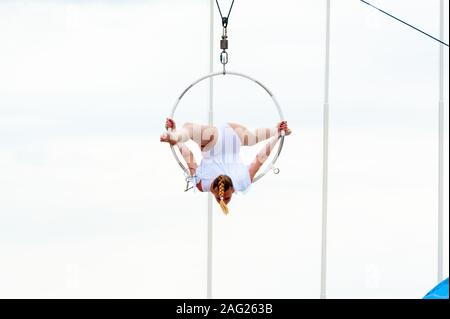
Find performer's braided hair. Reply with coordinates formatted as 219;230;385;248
212;175;233;215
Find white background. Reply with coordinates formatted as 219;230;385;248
0;0;448;298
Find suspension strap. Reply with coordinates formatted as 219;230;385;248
215;0;235;28
216;0;235;74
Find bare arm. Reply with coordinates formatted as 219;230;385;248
176;142;198;177
176;142;204;191
248;133;281;182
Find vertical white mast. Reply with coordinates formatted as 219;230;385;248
320;0;331;299
207;0;214;299
437;0;444;284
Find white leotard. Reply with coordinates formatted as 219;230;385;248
195;123;251;194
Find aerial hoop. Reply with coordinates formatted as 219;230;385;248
167;70;286;184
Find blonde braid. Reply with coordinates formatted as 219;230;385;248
218;175;229;215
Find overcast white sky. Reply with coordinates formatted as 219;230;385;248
0;0;448;298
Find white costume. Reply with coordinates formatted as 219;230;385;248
194;123;251;194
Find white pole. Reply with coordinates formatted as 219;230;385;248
207;0;214;299
437;0;444;284
320;0;331;300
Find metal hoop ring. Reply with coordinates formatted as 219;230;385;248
168;70;285;183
